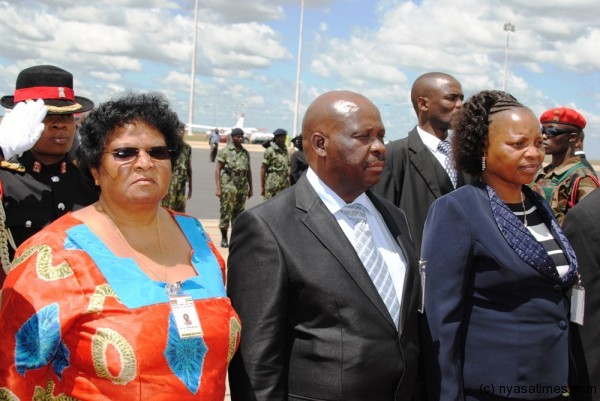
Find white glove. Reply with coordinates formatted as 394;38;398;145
0;99;47;160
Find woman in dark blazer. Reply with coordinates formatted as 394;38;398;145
421;90;579;401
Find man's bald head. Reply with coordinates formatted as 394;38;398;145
411;72;457;111
302;90;375;161
300;90;386;202
410;72;463;138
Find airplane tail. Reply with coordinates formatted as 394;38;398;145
234;114;245;128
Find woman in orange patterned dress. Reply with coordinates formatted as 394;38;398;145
0;93;240;400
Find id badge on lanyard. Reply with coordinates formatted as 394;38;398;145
570;273;585;326
166;281;204;338
418;259;426;314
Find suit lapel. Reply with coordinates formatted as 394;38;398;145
483;182;578;285
295;178;397;330
407;129;453;197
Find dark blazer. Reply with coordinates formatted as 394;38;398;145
289;149;308;185
227;174;421;401
563;188;600;401
372;127;467;255
421;182;578;401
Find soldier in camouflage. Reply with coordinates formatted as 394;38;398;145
214;128;252;247
260;128;290;200
162;132;192;212
531;107;599;225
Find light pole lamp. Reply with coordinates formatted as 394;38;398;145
502;22;516;91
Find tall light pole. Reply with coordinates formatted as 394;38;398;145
502;22;516;91
187;0;200;135
292;0;305;139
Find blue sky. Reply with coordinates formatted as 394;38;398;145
1;0;599;158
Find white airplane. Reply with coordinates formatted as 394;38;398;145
185;114;265;143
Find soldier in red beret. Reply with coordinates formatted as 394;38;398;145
531;107;599;225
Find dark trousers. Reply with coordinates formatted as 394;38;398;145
210;143;218;162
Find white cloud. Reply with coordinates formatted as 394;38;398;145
1;0;599;158
160;71;191;92
304;0;599;148
202;22;291;70
90;71;121;82
554;29;600;72
201;0;285;22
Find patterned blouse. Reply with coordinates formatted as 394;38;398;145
0;212;240;400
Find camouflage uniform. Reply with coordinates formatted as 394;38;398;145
262;142;289;199
217;143;251;231
162;142;192;212
531;156;599;225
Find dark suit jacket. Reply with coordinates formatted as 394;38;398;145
563;188;600;401
289;150;308;185
227;174;421;401
372;127;467;255
421;182;578;401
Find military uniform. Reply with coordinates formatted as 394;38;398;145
217;143;251;231
262;142;289;199
0;151;98;256
532;156;599;225
162;142;192;212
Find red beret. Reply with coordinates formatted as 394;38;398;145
540;107;586;129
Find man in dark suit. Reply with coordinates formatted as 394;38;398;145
227;90;421;401
372;72;465;254
563;188;600;401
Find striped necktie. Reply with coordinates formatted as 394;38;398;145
342;203;400;327
437;139;458;188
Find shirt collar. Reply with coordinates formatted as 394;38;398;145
416;125;446;154
19;151;70;174
305;167;372;215
544;156;584;175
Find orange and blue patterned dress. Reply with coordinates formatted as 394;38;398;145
0;212;241;400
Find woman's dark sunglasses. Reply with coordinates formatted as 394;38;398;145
541;126;574;138
105;146;176;162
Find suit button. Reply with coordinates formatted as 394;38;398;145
400;335;407;348
559;320;568;330
553;284;562;292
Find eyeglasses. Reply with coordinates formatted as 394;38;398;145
105;146;176;162
541;126;574;138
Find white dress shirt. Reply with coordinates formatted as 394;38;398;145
417;125;448;169
306;168;408;313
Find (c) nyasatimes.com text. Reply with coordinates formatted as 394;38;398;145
479;384;597;397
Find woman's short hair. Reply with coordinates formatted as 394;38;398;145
76;92;184;172
452;90;525;176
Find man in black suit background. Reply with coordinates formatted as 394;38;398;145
563;188;600;401
372;72;465;254
227;90;421;401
